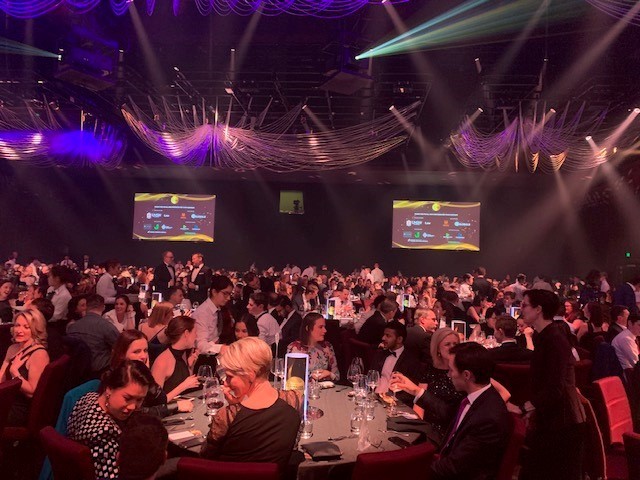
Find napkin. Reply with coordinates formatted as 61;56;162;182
301;442;342;461
319;381;335;389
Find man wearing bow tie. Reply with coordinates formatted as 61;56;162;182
187;253;212;305
372;320;419;405
152;251;175;296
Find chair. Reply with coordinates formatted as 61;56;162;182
574;359;593;391
623;432;640;480
2;354;71;442
496;413;526;480
39;426;95;480
580;391;628;480
347;337;377;372
492;363;531;405
592;342;624;381
593;376;634;447
0;379;21;438
352;441;436;480
177;457;280;480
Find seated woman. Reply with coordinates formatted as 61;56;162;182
469;307;498;341
0;309;50;426
466;295;490;325
287;312;340;381
0;279;14;323
139;301;173;363
201;337;302;467
563;300;584;336
111;329;193;417
232;314;259;342
150;315;199;401
66;361;153;479
103;294;136;332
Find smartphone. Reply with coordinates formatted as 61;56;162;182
327;298;336;319
402;294;410;309
509;306;521;319
388;436;412;448
451;320;467;339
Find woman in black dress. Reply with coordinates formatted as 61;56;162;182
201;337;302;468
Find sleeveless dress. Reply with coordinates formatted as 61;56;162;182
162;347;190;394
6;345;47;426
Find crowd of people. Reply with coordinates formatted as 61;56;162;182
1;250;639;479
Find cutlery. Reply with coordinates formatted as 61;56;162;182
378;429;411;437
327;434;357;441
168;423;195;431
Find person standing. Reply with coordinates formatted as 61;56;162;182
192;275;234;354
152;251;175;296
187;253;212;306
519;289;586;480
96;260;120;309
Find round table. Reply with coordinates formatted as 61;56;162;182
165;387;420;480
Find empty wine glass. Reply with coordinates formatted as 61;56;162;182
354;375;367;406
388;371;402;416
366;370;380;397
271;358;285;389
347;358;363;391
197;365;213;383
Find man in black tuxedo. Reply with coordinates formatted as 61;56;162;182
274;295;302;357
152;251;175;296
405;308;438;364
471;266;493;299
488;315;533;363
429;342;510;480
371;321;420;406
357;299;397;346
606;304;630;343
613;277;640;315
186;253;212;306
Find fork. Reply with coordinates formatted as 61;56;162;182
378;429;411;437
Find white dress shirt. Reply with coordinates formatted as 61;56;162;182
96;272;117;305
48;284;72;321
612;327;639;370
192;298;223;354
256;311;280;345
103;309;136;332
376;345;404;393
453;383;493;431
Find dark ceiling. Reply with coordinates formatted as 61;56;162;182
1;0;640;177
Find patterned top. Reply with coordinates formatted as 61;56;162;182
420;365;465;435
287;340;340;381
66;392;122;479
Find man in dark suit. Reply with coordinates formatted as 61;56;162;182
489;315;533;363
152;251;175;296
606;304;630;343
429;342;510;479
613;277;640;315
471;266;492;300
405;308;438;364
371;321;420;405
186;252;212;306
275;295;302;357
519;289;586;480
357;299;397;346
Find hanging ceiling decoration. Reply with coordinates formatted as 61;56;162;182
447;103;640;173
0;0;409;19
584;0;640;27
122;97;419;172
0;102;125;167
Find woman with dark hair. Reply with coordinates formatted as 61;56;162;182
286;312;339;381
0;278;14;323
150;316;199;401
578;302;610;355
232;313;259;342
67;360;153;479
103;294;136;332
111;330;193;417
466;295;490;324
139;301;173;363
66;294;88;328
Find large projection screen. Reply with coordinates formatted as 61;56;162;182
392;200;480;251
132;193;216;242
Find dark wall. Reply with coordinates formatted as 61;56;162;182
0;165;635;280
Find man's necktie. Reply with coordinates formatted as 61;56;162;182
442;397;470;448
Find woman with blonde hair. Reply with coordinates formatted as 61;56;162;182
0;308;50;425
139;301;173;363
201;337;302;468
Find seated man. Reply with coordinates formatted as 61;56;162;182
612;313;640;374
372;321;420;405
357;299;397;346
488;315;533;363
405;308;438;364
247;292;279;346
430;342;510;480
118;413;168;480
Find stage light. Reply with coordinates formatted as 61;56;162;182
634;108;640;114
389;105;396;111
302;104;307;110
224;87;234;95
585;136;592;141
477;107;483;113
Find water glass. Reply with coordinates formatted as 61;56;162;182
364;399;376;421
300;419;313;439
350;409;363;434
271;358;285;389
309;381;321;400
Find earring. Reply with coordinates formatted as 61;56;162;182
105;393;111;408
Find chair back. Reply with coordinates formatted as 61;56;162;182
492;363;531;405
0;379;21;437
578;392;607;480
27;355;71;437
592;342;623;381
623;432;640;480
347;337;377;371
177;457;279;480
39;426;95;480
496;413;526;480
574;359;593;391
352;441;436;480
593;376;633;446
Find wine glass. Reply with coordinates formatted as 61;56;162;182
388;371;402;416
197;365;213;383
354;375;367;406
271;358;285;389
192;302;200;310
347;362;362;393
204;377;224;417
366;370;380;398
352;357;364;373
